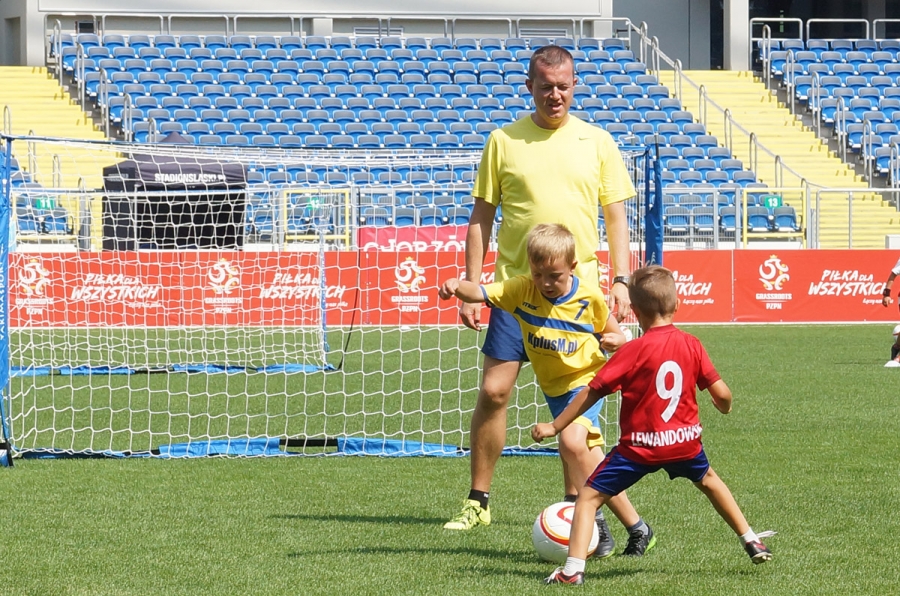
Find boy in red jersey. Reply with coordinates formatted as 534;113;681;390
533;265;772;585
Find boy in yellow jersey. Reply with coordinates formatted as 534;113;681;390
439;224;655;557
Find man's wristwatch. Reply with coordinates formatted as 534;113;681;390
612;276;631;287
885;288;892;297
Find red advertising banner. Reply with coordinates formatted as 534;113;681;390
9;250;900;328
733;250;897;322
12;252;180;328
664;251;733;323
11;252;360;328
357;225;468;251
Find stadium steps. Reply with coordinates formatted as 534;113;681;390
1;66;116;245
659;69;900;248
0;66;110;186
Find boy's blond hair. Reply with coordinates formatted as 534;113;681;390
526;223;576;266
629;265;678;317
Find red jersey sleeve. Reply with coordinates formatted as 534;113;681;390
588;343;634;395
695;341;721;391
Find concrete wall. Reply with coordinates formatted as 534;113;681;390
36;0;616;37
0;0;46;66
35;0;608;15
614;0;711;69
8;0;685;66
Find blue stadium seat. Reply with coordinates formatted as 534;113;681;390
773;206;800;232
746;206;773;232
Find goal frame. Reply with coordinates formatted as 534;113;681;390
0;135;661;461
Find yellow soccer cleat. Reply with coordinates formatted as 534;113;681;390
443;499;491;530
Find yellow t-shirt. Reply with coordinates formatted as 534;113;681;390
472;115;636;284
481;274;612;397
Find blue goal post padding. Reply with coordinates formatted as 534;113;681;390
336;437;467;457
10;363;334;377
157;437;284;458
12;436;562;460
334;437;559;458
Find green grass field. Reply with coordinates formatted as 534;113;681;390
3;324;900;595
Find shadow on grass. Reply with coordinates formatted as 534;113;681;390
272;512;448;525
287;545;537;563
459;565;646;581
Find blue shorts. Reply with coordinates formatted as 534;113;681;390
546;387;606;449
586;447;711;496
545;387;605;429
482;307;529;362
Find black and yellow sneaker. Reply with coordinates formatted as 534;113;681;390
443;499;491;530
622;524;656;556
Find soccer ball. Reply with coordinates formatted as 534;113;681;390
532;502;599;563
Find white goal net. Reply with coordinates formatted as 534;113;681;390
0;135;655;458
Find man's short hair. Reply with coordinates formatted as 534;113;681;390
526;223;576;266
527;45;575;80
629;265;678;318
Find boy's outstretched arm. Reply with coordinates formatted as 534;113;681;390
532;387;604;442
598;312;627;353
708;379;732;414
438;278;485;303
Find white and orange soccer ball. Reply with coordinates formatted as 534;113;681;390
532;502;599;563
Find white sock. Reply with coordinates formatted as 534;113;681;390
740;528;759;544
563;556;586;576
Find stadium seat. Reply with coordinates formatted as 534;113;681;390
773;206;801;232
747;206;773;232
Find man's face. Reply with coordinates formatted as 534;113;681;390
529;256;576;300
526;59;576;129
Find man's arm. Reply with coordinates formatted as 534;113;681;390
460;198;497;330
602;200;632;321
883;270;898;308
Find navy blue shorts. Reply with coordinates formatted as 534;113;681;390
586;447;711;496
482;307;529;362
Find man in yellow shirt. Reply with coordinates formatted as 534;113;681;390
444;45;646;556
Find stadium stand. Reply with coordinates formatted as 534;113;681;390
41;31;775;243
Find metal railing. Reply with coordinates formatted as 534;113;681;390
26;131;36;175
2;106;11;137
810;72;824;138
52;155;62;189
98;73;111;138
784;49;797;113
834;98;849;162
77;176;91;251
873;19;900;40
892;145;900;189
52;20;63;86
664;55;808;189
75;42;87;109
806;18;870;42
739;186;808;248
46;11;638;42
123;94;135;142
814;187;900;248
750;16;804;76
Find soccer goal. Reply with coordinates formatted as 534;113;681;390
0;134;660;460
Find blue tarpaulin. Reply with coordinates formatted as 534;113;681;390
157;437;284;457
